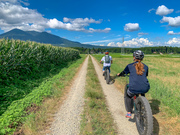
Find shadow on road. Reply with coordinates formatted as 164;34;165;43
153;116;160;135
149;99;161;135
129;116;160;135
108;75;117;84
149;99;161;115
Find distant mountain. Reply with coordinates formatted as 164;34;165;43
0;28;107;48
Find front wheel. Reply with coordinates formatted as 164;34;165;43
104;70;107;80
135;96;153;135
106;69;110;84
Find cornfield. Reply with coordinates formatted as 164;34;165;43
0;38;80;117
0;38;80;86
0;39;82;134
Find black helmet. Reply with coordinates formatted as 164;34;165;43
133;50;144;60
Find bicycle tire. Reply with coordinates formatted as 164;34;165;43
135;96;153;135
106;68;110;84
104;69;107;80
124;84;133;112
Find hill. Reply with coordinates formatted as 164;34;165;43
0;29;107;48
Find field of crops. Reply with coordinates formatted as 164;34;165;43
93;53;180;115
0;39;81;134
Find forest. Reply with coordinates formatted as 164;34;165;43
72;46;180;54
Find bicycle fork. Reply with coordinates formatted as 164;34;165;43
134;96;137;113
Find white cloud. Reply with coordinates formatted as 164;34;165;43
1;0;29;5
100;38;153;48
167;31;174;35
156;5;174;16
83;35;131;45
167;31;180;35
166;38;180;46
176;10;180;13
0;2;111;33
85;37;180;47
107;42;125;47
161;16;180;27
107;42;116;46
124;23;140;32
0;2;48;31
148;8;155;13
123;38;153;47
46;30;51;33
138;32;148;35
88;27;111;33
124;34;131;39
83;37;122;44
46;18;109;33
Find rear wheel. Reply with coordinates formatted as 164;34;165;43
124;84;133;112
135;96;153;135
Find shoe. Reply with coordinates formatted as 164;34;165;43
126;113;131;118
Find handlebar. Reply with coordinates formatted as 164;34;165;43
116;74;129;77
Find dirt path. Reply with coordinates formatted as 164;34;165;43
49;56;89;135
49;55;139;135
91;55;139;135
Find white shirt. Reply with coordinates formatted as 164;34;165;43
101;55;112;67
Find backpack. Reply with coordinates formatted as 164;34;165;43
105;55;110;63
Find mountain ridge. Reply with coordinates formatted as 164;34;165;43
0;29;107;48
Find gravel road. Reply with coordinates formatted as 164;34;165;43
91;55;139;135
49;55;139;135
49;56;89;135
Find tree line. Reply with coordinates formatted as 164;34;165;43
71;46;180;54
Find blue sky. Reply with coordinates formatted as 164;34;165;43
1;0;180;47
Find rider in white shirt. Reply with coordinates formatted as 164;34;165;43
100;50;113;76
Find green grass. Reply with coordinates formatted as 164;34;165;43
80;56;117;135
21;54;87;135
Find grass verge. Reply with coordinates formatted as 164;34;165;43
92;54;180;135
80;56;117;135
0;54;86;135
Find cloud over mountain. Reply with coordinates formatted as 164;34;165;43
0;2;111;33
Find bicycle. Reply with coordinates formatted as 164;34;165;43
104;66;110;84
119;74;153;135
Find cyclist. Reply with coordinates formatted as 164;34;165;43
117;50;150;118
100;50;113;76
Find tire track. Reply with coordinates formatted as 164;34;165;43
49;56;89;135
91;55;139;135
